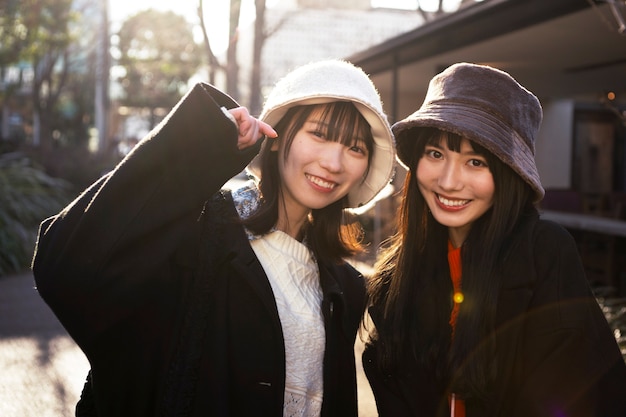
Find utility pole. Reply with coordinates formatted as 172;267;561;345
95;0;110;154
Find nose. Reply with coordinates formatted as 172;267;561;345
318;143;344;173
438;161;463;191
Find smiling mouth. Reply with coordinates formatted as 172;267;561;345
437;194;470;207
306;174;337;190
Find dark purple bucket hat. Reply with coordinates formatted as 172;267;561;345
393;62;545;202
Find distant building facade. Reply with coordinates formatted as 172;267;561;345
234;0;421;113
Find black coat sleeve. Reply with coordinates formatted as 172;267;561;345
362;218;626;417
506;220;626;417
32;83;262;351
362;341;418;417
362;307;448;417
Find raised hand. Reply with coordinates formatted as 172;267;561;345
228;107;278;150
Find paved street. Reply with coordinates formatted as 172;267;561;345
0;271;377;417
0;271;89;417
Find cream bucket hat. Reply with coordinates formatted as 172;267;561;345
247;60;395;209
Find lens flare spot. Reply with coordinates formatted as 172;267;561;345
453;292;464;304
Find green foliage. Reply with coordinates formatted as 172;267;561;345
0;152;72;276
21;0;76;60
115;9;201;110
0;0;76;73
0;0;26;66
1;0;86;149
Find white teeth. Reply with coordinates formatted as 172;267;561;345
307;174;336;190
438;195;469;207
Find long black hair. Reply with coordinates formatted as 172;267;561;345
367;127;537;399
243;101;375;264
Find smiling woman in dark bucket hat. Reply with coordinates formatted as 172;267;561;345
363;62;626;417
393;62;544;202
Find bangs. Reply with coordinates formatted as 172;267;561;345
427;131;490;157
315;102;374;153
274;102;376;177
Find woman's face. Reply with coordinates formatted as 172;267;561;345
274;106;370;217
416;135;495;247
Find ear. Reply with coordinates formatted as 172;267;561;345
270;138;280;151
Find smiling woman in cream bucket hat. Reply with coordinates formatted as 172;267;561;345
32;58;396;417
248;59;395;209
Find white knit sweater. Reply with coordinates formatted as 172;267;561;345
251;230;325;417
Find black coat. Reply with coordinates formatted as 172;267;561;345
32;83;366;416
363;215;626;417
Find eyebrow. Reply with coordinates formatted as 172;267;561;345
305;119;366;142
304;118;327;127
428;142;485;157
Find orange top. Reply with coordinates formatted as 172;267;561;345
447;241;466;417
447;241;463;332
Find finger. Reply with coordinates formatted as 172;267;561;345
237;121;259;150
257;121;278;138
248;121;260;143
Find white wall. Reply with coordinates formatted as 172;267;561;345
535;99;574;190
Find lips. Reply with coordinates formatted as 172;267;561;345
306;174;337;191
436;193;470;209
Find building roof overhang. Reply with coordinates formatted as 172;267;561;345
349;0;626;118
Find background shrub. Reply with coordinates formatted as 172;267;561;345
0;152;73;276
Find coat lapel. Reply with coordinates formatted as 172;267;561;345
214;195;283;326
229;236;282;321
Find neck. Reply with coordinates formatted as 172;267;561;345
449;224;471;248
276;209;309;241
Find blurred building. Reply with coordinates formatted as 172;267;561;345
234;0;422;112
0;63;34;141
349;0;626;292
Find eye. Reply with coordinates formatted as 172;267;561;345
308;129;328;141
424;148;443;159
347;139;368;156
349;144;367;156
469;158;488;168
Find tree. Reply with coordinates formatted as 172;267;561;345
0;0;30;72
115;9;201;127
249;0;267;116
0;0;105;151
197;0;224;85
225;0;242;101
197;0;242;101
27;0;76;150
0;0;29;140
248;0;295;115
0;0;74;147
197;0;297;112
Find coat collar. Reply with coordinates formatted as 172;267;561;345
217;188;352;331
